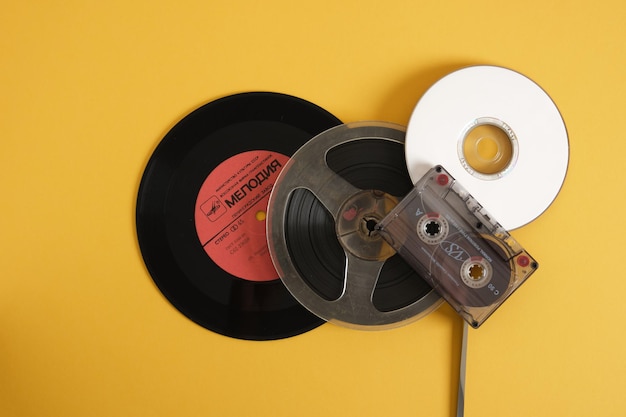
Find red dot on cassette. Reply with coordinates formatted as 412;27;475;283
437;174;449;186
517;255;530;267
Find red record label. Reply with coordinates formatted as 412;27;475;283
195;150;289;282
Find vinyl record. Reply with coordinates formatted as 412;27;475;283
136;92;341;340
267;122;442;329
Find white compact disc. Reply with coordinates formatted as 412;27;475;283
405;65;569;229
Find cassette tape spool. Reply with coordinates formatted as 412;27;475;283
266;122;442;329
376;166;538;328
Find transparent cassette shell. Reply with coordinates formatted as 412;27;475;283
376;166;538;328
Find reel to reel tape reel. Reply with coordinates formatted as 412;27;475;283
266;122;442;329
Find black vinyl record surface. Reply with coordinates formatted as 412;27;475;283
136;92;341;340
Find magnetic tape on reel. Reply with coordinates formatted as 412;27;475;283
267;122;443;329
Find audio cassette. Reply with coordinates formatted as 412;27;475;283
376;165;538;328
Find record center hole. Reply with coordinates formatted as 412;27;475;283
462;124;513;175
255;210;266;221
468;264;485;280
424;220;441;236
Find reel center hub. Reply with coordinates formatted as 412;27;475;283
336;190;397;261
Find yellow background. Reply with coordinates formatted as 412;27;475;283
1;1;624;416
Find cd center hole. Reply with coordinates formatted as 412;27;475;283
469;264;484;280
462;123;513;175
424;220;441;236
476;137;499;160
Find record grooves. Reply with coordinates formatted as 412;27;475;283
136;92;341;340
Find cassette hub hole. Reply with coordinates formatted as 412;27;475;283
460;257;492;288
469;264;484;280
416;214;449;245
424;220;441;236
